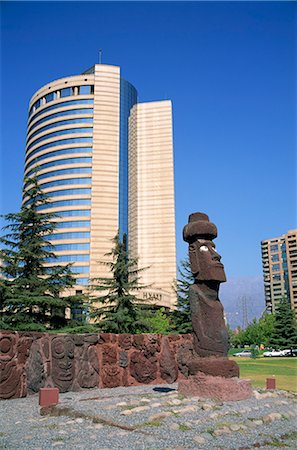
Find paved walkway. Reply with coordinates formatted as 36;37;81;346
1;384;297;449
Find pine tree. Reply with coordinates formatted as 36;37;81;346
0;175;79;330
171;258;194;333
89;232;149;333
269;297;297;349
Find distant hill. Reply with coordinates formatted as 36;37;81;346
219;276;266;330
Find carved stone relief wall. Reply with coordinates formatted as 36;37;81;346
0;331;192;399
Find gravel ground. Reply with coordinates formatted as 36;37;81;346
1;384;297;450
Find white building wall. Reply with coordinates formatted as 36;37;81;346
128;101;176;308
89;65;120;280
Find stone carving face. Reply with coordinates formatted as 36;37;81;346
189;239;226;282
51;336;75;392
0;335;15;362
184;212;226;283
0;335;21;399
0;334;32;399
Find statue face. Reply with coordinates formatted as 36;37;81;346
189;239;226;282
51;336;75;392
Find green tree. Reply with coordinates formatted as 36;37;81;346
229;313;276;348
89;232;149;333
250;344;260;359
229;326;246;348
269;297;297;349
243;318;263;346
137;307;173;334
171;258;194;333
258;312;275;346
0;175;79;330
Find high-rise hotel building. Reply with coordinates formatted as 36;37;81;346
23;64;176;308
261;229;297;317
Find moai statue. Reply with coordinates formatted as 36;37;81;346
182;212;240;380
179;212;252;399
183;212;229;357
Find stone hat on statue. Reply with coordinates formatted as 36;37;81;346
183;212;218;243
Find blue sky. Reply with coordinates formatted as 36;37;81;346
1;1;296;283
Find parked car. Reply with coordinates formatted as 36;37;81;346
283;349;297;357
234;350;252;357
263;350;286;357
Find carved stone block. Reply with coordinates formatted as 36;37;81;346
160;337;178;383
51;336;75;393
130;351;157;383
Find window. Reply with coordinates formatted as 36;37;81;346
272;264;280;272
45;92;56;103
46;254;90;263
71;304;87;322
39;177;92;190
271;254;279;262
79;85;92;95
27;127;93;151
44;243;90;251
26;156;92;177
37;199;91;210
44;231;90;240
60;87;72;98
24;189;91;207
45;188;91;198
75;278;89;285
34;99;41;110
36;167;92;181
26;137;93;160
26;141;93;161
69;266;90;273
25;149;92;170
28;117;93;141
28;108;93;134
28;99;94;122
45;265;89;274
52;210;91;217
270;244;279;252
273;274;281;281
29;105;35;117
55;220;91;228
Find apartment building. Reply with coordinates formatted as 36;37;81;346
261;229;297;316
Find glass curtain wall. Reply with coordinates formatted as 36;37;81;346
119;79;137;239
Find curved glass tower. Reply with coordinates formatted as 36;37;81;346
23;64;176;309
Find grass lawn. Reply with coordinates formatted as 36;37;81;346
229;357;297;392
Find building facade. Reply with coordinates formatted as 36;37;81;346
23;64;176;309
261;229;297;316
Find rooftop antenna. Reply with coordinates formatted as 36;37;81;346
240;296;249;329
99;49;102;64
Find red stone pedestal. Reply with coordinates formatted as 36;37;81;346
178;373;252;401
39;388;59;407
188;357;239;378
266;377;276;390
